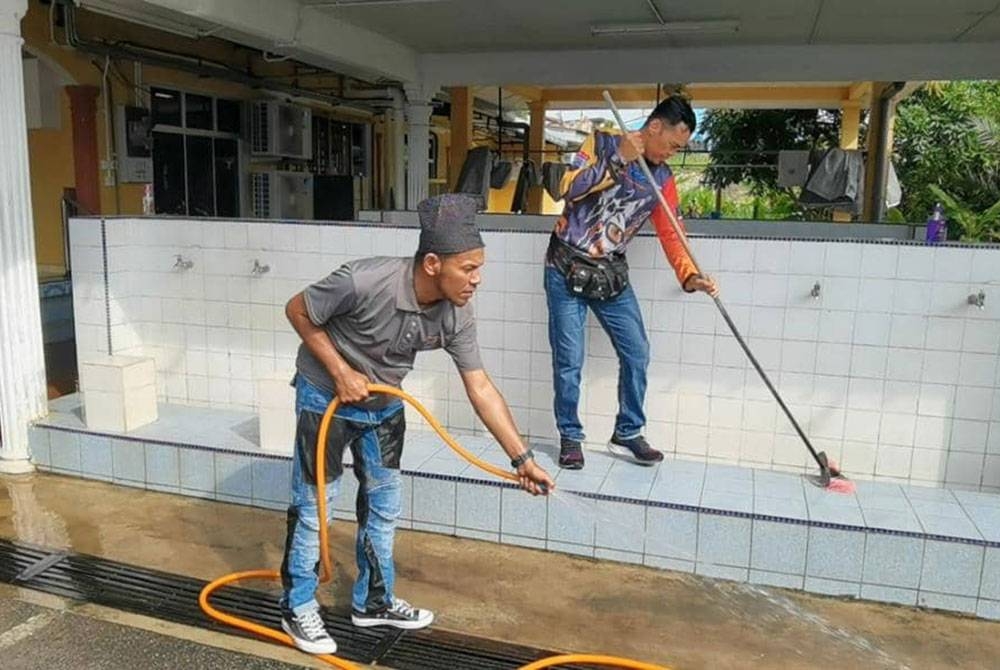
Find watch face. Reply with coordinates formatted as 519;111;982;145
512;450;534;468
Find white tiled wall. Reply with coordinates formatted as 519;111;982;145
70;218;1000;491
70;218;410;412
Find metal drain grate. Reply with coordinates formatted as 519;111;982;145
0;539;603;669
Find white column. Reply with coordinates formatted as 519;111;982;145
389;92;406;210
0;0;46;474
404;99;433;210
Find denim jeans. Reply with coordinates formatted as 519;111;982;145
280;374;404;615
544;265;650;442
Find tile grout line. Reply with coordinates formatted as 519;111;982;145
100;219;112;356
974;540;989;606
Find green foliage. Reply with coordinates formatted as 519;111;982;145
677;82;1000;235
927;184;1000;242
758;190;801;220
695;108;847;221
893;81;1000;231
699;109;843;194
678;185;804;220
679;186;717;216
885;208;908;224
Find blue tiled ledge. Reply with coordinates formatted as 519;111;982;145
27;401;1000;623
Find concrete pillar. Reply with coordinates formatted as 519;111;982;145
527;100;546;214
389;95;406;210
66;85;101;215
405;99;433;209
833;102;861;222
0;0;46;474
447;86;472;190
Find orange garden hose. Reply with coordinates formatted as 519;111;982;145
199;384;672;670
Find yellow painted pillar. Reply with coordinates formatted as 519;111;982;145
447;86;472;190
833;102;861;222
527;100;546;214
840;102;861;150
862;82;899;222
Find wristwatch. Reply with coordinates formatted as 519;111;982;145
510;449;535;469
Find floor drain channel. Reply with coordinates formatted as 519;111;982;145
0;539;603;669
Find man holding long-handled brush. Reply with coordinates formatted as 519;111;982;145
545;95;718;470
596;90;852;492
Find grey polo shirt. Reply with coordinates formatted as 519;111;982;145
295;256;483;406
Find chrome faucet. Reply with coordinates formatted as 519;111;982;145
968;290;986;310
173;254;194;271
251;259;270;276
810;282;821;300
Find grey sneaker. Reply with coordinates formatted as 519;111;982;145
351;598;434;630
607;434;663;466
281;608;337;655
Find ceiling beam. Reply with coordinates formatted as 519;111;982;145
504;85;543;102
529;84;863;110
847;81;870;100
140;0;419;83
542;86;661;105
420;43;1000;87
686;84;850;108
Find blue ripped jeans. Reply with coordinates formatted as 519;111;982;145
280;374;405;615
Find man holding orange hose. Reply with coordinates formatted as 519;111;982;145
278;193;555;655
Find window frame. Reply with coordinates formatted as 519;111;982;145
150;86;243;217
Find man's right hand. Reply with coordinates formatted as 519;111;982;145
517;461;555;496
332;366;370;403
684;273;720;297
618;131;644;163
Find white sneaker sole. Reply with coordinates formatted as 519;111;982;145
351;611;435;630
281;618;338;655
606;441;659;466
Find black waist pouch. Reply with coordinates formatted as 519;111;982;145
548;234;629;301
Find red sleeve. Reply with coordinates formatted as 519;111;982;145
649;176;698;289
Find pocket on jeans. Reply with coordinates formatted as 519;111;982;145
373;409;406;469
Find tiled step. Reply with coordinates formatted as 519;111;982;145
31;395;1000;622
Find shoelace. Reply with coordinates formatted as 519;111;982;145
390;599;417;618
299;610;330;639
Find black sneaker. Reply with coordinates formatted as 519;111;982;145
351;598;434;630
558;439;585;469
607;435;663;466
281;609;337;655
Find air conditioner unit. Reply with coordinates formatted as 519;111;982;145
115;105;153;183
250;100;312;160
251;171;314;220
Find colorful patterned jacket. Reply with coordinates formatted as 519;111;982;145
552;130;697;288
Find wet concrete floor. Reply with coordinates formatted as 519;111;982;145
1;472;998;669
0;586;320;669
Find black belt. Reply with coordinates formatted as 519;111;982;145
546;234;624;275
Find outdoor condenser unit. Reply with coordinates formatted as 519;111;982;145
250;100;313;160
251;171;314;220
